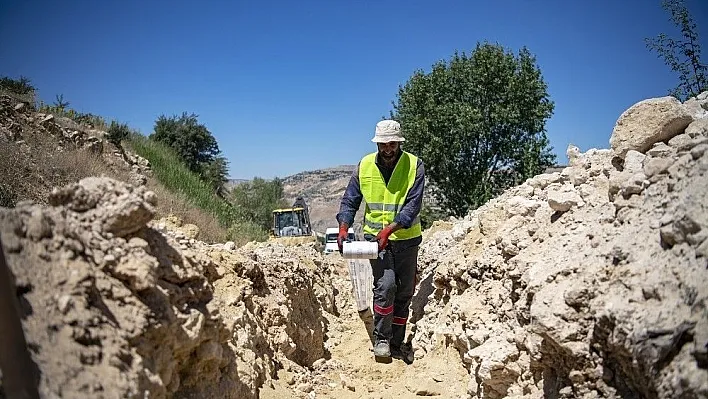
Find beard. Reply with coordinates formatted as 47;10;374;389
380;150;397;163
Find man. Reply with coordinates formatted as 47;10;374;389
336;119;424;360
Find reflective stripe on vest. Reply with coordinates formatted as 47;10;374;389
359;151;422;240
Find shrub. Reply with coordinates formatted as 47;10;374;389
199;155;230;198
151;112;220;172
0;76;35;96
229;177;288;232
125;134;237;227
226;220;269;246
107;121;131;146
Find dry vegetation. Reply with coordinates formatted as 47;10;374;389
0;96;228;242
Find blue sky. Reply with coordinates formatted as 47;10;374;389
1;0;706;179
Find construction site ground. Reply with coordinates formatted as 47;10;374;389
260;258;469;399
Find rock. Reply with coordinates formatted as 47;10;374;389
506;196;542;217
692;144;708;159
57;295;72;314
128;172;147;186
181;224;200;240
547;187;584;212
339;374;355;391
643;158;673;178
466;336;520;396
224;241;236;251
696;239;708;258
47;177;155;237
684;101;708;120
564;287;590;309
684;94;708;119
685;117;708;138
26;209;52;241
668;133;695;151
562;167;589;186
312;358;326;369
620;173;649;197
527;172;562;189
451;218;478;241
610;96;694;157
296;382;313;393
624;150;646;174
647;142;674;157
415;386;441;396
567;144;582;167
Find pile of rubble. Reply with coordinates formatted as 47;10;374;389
0;95;104;155
412;94;708;398
0;176;346;398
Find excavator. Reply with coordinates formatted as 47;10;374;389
270;196;315;241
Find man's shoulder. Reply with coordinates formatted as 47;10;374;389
403;151;424;166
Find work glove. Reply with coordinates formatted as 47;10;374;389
374;225;394;252
337;224;349;254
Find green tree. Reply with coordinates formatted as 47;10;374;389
229;178;288;231
151;112;220;172
391;42;555;217
199;155;230;198
646;0;707;101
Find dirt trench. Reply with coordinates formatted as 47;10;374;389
0;175;469;399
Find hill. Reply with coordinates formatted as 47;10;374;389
281;165;360;235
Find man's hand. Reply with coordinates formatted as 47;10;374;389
374;225;395;252
337;224;349;253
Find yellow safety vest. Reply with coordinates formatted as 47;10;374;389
359;151;422;240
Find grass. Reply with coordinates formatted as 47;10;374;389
125;134;238;227
0;129;131;208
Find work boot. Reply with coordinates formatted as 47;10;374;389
373;340;391;357
391;344;414;364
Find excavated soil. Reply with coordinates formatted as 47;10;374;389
1;92;708;399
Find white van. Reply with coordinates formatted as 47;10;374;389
323;227;355;254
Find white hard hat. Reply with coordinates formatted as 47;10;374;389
372;120;405;143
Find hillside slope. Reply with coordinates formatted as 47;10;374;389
0;95;229;241
282;165;361;235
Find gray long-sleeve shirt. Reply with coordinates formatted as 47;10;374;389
336;151;425;230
